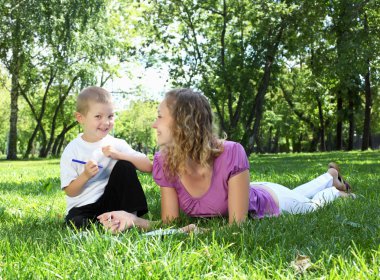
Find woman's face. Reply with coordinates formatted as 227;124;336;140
152;100;174;146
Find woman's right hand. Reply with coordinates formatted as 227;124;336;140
179;224;209;234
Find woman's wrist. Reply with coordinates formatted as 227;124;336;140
134;217;152;230
136;219;163;231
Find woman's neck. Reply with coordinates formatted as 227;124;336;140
179;157;214;198
184;158;211;177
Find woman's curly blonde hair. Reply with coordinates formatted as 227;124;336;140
161;88;223;178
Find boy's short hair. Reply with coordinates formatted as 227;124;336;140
76;86;112;114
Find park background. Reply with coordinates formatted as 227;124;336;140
0;0;379;279
1;0;380;158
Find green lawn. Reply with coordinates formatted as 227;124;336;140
0;151;379;279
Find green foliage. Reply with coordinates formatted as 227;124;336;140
0;151;379;278
143;0;380;153
0;0;147;159
114;99;159;153
1;0;380;156
0;68;10;155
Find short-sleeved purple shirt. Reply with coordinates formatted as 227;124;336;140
153;141;279;218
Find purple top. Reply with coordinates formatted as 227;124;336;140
153;141;279;218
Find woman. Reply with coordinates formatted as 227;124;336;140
98;88;353;233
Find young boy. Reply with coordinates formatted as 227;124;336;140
60;86;152;228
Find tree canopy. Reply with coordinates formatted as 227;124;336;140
0;0;379;158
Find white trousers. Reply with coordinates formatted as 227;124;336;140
252;173;341;214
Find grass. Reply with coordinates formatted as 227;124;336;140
0;151;379;279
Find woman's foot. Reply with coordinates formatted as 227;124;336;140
338;191;357;199
328;162;340;173
327;162;352;193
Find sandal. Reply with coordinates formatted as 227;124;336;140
328;162;352;193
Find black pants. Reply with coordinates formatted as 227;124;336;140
65;160;148;229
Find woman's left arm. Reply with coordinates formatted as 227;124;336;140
227;170;250;224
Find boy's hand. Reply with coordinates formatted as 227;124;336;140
84;160;100;178
98;211;138;233
102;145;120;159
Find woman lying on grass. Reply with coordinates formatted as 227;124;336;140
98;88;354;233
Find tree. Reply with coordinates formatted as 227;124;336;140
361;2;380;150
114;100;158;154
0;67;10;156
147;0;322;154
0;1;37;159
324;0;380;151
1;0;147;159
0;0;108;159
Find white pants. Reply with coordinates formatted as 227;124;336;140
252;173;341;214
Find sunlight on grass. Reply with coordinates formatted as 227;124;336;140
0;152;379;279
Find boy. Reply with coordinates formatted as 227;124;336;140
60;86;152;228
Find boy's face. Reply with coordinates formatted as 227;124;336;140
75;101;115;142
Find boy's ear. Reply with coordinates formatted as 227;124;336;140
75;112;83;123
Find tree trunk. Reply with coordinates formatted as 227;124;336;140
267;126;272;153
247;55;273;154
309;132;319;152
52;121;77;156
362;64;372;150
22;71;55;158
282;84;319;152
362;13;372;150
24;126;40;158
273;129;279;153
7;20;22;160
42;76;78;157
316;96;326;151
336;95;343;150
8;73;19;160
293;134;302;153
244;23;285;155
347;95;355;151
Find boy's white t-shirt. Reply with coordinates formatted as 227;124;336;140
60;134;142;213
